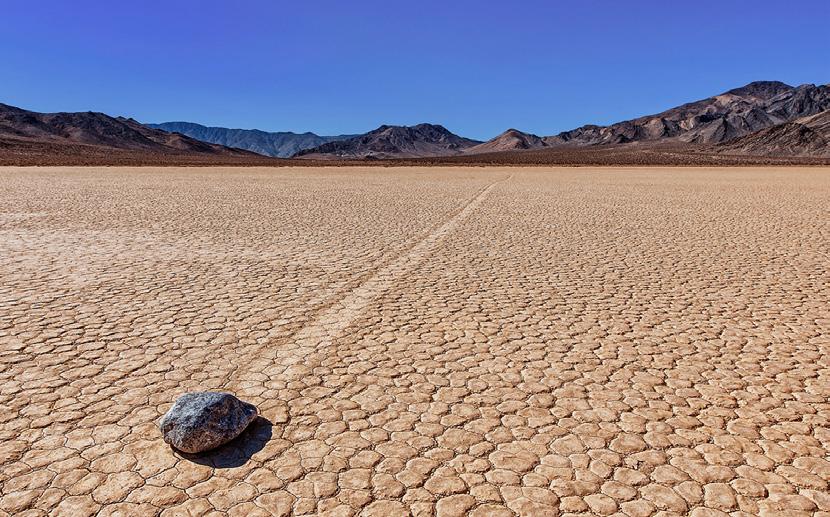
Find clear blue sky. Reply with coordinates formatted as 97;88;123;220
2;1;828;140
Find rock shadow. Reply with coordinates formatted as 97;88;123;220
177;416;273;469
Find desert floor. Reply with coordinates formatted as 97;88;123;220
1;166;828;517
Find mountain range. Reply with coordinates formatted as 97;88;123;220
545;81;830;147
0;103;258;165
146;122;355;157
1;80;828;165
291;81;829;159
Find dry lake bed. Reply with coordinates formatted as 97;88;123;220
1;166;828;516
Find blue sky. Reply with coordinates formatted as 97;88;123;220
2;0;828;140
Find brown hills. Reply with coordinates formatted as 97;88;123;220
0;103;273;165
546;81;830;145
2;80;828;166
294;80;829;162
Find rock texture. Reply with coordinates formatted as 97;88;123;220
719;109;830;157
158;392;257;454
294;123;481;159
147;121;355;157
545;81;830;145
0;103;254;157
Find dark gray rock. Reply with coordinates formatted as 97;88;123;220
293;123;482;159
159;392;258;453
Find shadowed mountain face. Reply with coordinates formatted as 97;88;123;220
147;122;355;157
0;103;252;157
294;124;481;159
546;81;830;146
719;109;830;157
464;129;548;154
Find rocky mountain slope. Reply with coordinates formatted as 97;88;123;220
294;124;481;159
464;129;548;154
147;121;354;157
0;103;253;157
4;79;827;165
719;109;830;157
546;81;830;146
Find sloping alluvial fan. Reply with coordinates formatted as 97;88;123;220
294;123;481;158
0;103;251;155
147;121;355;157
544;81;830;145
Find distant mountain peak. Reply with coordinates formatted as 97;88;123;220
370;123;453;135
464;128;547;154
147;121;355;157
295;123;480;159
724;80;793;99
546;81;829;146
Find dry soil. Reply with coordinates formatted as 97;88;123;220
1;167;828;516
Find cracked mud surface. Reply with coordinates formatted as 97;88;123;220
1;166;828;516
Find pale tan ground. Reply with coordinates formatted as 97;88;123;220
1;166;829;517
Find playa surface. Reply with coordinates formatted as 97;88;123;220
1;166;828;516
